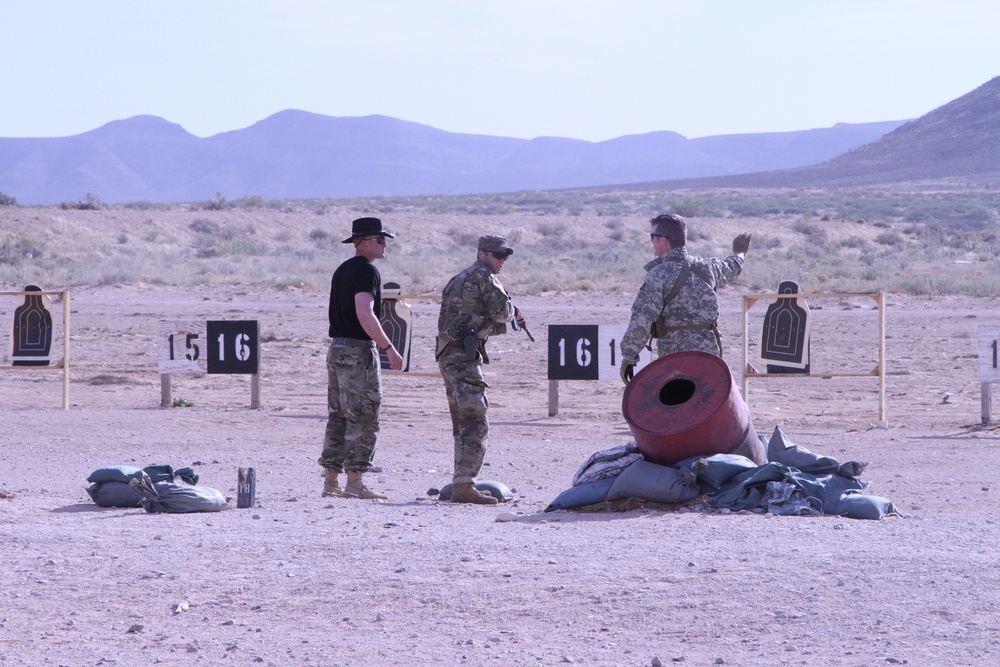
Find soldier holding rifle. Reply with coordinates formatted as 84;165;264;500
436;235;527;505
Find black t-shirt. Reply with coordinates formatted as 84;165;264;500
328;255;382;339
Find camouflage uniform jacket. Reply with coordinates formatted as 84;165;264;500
620;247;744;363
436;261;515;363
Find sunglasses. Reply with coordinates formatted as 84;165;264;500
650;233;666;240
488;251;509;261
364;236;386;245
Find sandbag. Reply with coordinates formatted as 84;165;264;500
438;480;513;502
571;443;642;486
829;493;902;520
606;460;700;504
87;463;199;486
767;426;867;478
86;481;143;508
129;472;227;513
545;477;616;512
87;466;143;484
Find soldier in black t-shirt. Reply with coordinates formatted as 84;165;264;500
319;217;403;500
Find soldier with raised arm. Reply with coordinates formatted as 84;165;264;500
620;213;750;384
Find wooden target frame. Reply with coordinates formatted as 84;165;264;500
741;291;886;426
0;289;71;409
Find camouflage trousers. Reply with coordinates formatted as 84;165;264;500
320;339;382;473
438;347;490;484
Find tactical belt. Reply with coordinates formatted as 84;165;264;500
330;337;376;348
651;321;723;356
655;322;715;333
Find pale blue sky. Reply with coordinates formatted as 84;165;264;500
3;1;998;141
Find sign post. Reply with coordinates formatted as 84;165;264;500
546;324;652;416
158;320;260;408
978;328;1000;424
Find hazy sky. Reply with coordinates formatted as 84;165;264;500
3;1;998;142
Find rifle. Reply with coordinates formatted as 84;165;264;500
510;307;535;342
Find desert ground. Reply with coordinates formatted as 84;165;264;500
2;204;1000;666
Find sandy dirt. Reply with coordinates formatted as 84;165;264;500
1;283;999;667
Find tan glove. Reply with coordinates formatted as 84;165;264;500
620;360;634;385
732;232;751;255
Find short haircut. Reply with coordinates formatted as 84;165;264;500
651;214;686;247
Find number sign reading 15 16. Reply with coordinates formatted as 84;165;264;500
158;320;259;375
547;324;652;381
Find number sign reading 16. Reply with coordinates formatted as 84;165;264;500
216;331;252;363
548;324;654;381
557;336;592;368
207;320;259;374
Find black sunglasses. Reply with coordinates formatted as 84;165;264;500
363;236;386;245
488;251;509;260
650;233;666;240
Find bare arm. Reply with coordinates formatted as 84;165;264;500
355;292;403;370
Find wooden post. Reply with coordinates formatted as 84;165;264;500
251;373;261;409
548;379;559;417
983;383;992;426
237;467;256;508
160;374;172;408
62;290;71;410
876;291;888;427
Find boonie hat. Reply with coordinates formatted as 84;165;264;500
478;234;513;257
342;217;395;243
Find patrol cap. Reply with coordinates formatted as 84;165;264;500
478;234;513;257
342;217;395;243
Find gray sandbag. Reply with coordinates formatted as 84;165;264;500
545;477;616;512
571;442;642;486
86;481;143;508
87;465;143;484
438;480;513;502
829;493;903;520
606;460;700;504
86;464;191;485
676;453;758;494
767;426;868;477
129;472;227;513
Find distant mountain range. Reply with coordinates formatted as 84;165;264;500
644;76;1000;190
0;109;905;205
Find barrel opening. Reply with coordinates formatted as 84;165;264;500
659;378;696;406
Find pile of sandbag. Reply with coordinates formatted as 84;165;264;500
546;426;901;520
86;464;227;513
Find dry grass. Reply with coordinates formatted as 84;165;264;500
1;189;999;296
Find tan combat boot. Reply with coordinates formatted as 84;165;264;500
344;470;388;500
451;482;498;505
322;468;343;497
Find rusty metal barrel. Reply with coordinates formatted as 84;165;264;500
622;351;766;466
